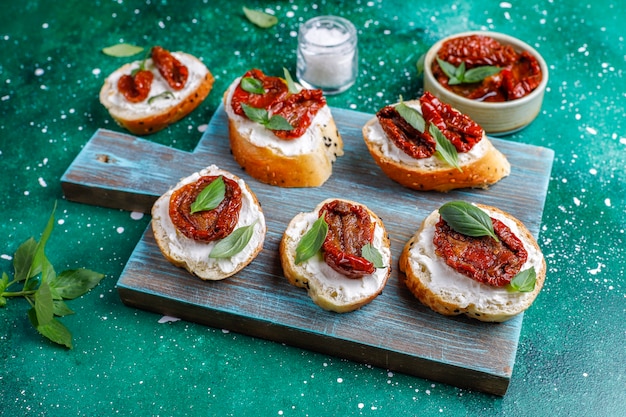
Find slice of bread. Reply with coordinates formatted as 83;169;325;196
151;165;266;280
362;99;510;192
399;204;546;322
279;198;392;313
223;74;343;187
100;50;214;135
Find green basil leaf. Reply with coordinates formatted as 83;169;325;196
436;57;459;80
148;91;175;104
0;272;9;293
396;101;426;133
190;176;226;214
102;43;144;57
35;281;54;326
209;222;257;259
242;6;278;28
32;202;57;280
265;114;294;131
438;201;499;241
416;53;426;76
48;269;105;300
429;124;461;171
28;308;73;349
507;267;536;292
455;61;466;78
362;243;385;269
295;215;329;264
241;103;270;125
241;76;266;94
0;296;6;307
53;300;75;317
283;67;299;94
13;237;38;282
463;66;501;83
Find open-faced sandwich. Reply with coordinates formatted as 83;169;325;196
399;201;546;322
362;92;510;192
280;198;392;312
223;68;344;187
100;45;214;135
151;165;266;280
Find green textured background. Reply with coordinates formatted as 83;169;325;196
1;1;624;416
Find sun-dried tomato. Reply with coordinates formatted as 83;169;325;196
169;176;242;242
432;35;542;101
433;216;528;287
420;92;483;152
151;46;188;90
117;70;154;102
320;200;376;279
231;69;289;117
270;89;326;140
376;105;437;159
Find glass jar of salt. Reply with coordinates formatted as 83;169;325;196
296;16;358;95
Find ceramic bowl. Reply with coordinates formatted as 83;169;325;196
423;31;548;136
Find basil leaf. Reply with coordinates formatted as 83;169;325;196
13;237;38;282
28;309;73;349
48;269;105;300
242;6;278;28
102;43;144;57
209;222;257;259
295;215;329;264
436;57;459;80
507;267;536;292
283;67;299;94
148;91;175;104
429;124;461;171
241;103;270;125
31;202;57;278
190;176;226;214
241;77;266;94
463;66;501;83
396;101;426;133
438;201;499;241
53;300;75;317
416;53;426;76
362;243;385;269
265;114;294;131
34;281;54;326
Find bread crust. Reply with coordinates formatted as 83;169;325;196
151;166;266;281
362;101;511;192
100;52;214;135
223;79;344;187
279;198;392;313
399;204;546;322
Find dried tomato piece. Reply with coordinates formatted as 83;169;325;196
433;216;528;287
231;69;289;116
320;200;376;279
117;70;154;102
502;51;543;100
169;176;242;242
420;92;483;152
151;46;188;90
270;89;326;140
376;105;436;159
438;34;517;68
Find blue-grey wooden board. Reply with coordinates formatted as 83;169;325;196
61;105;554;395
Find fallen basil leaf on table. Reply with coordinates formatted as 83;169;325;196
102;43;144;57
242;6;278;28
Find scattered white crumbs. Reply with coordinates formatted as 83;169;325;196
337;377;343;383
1;254;12;261
116;227;124;234
38;177;47;187
589;168;597;175
130;211;144;220
197;124;208;133
35;68;44;76
92;68;101;76
158;316;181;324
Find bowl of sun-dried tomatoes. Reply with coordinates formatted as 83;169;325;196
422;31;548;135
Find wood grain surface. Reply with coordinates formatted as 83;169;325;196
61;105;554;395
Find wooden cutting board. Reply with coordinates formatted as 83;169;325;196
61;105;554;395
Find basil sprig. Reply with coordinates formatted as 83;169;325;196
242;6;278;28
507;267;537;292
1;203;104;348
209;221;257;259
190;176;226;214
241;103;294;131
362;243;385;269
283;67;299;94
394;98;460;171
438;201;499;242
295;215;329;264
241;77;266;95
436;57;501;85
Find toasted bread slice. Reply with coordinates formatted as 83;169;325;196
362;100;510;192
100;51;214;135
279;198;392;313
151;165;266;280
399;204;546;322
223;76;343;187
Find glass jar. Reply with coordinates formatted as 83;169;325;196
296;16;358;95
